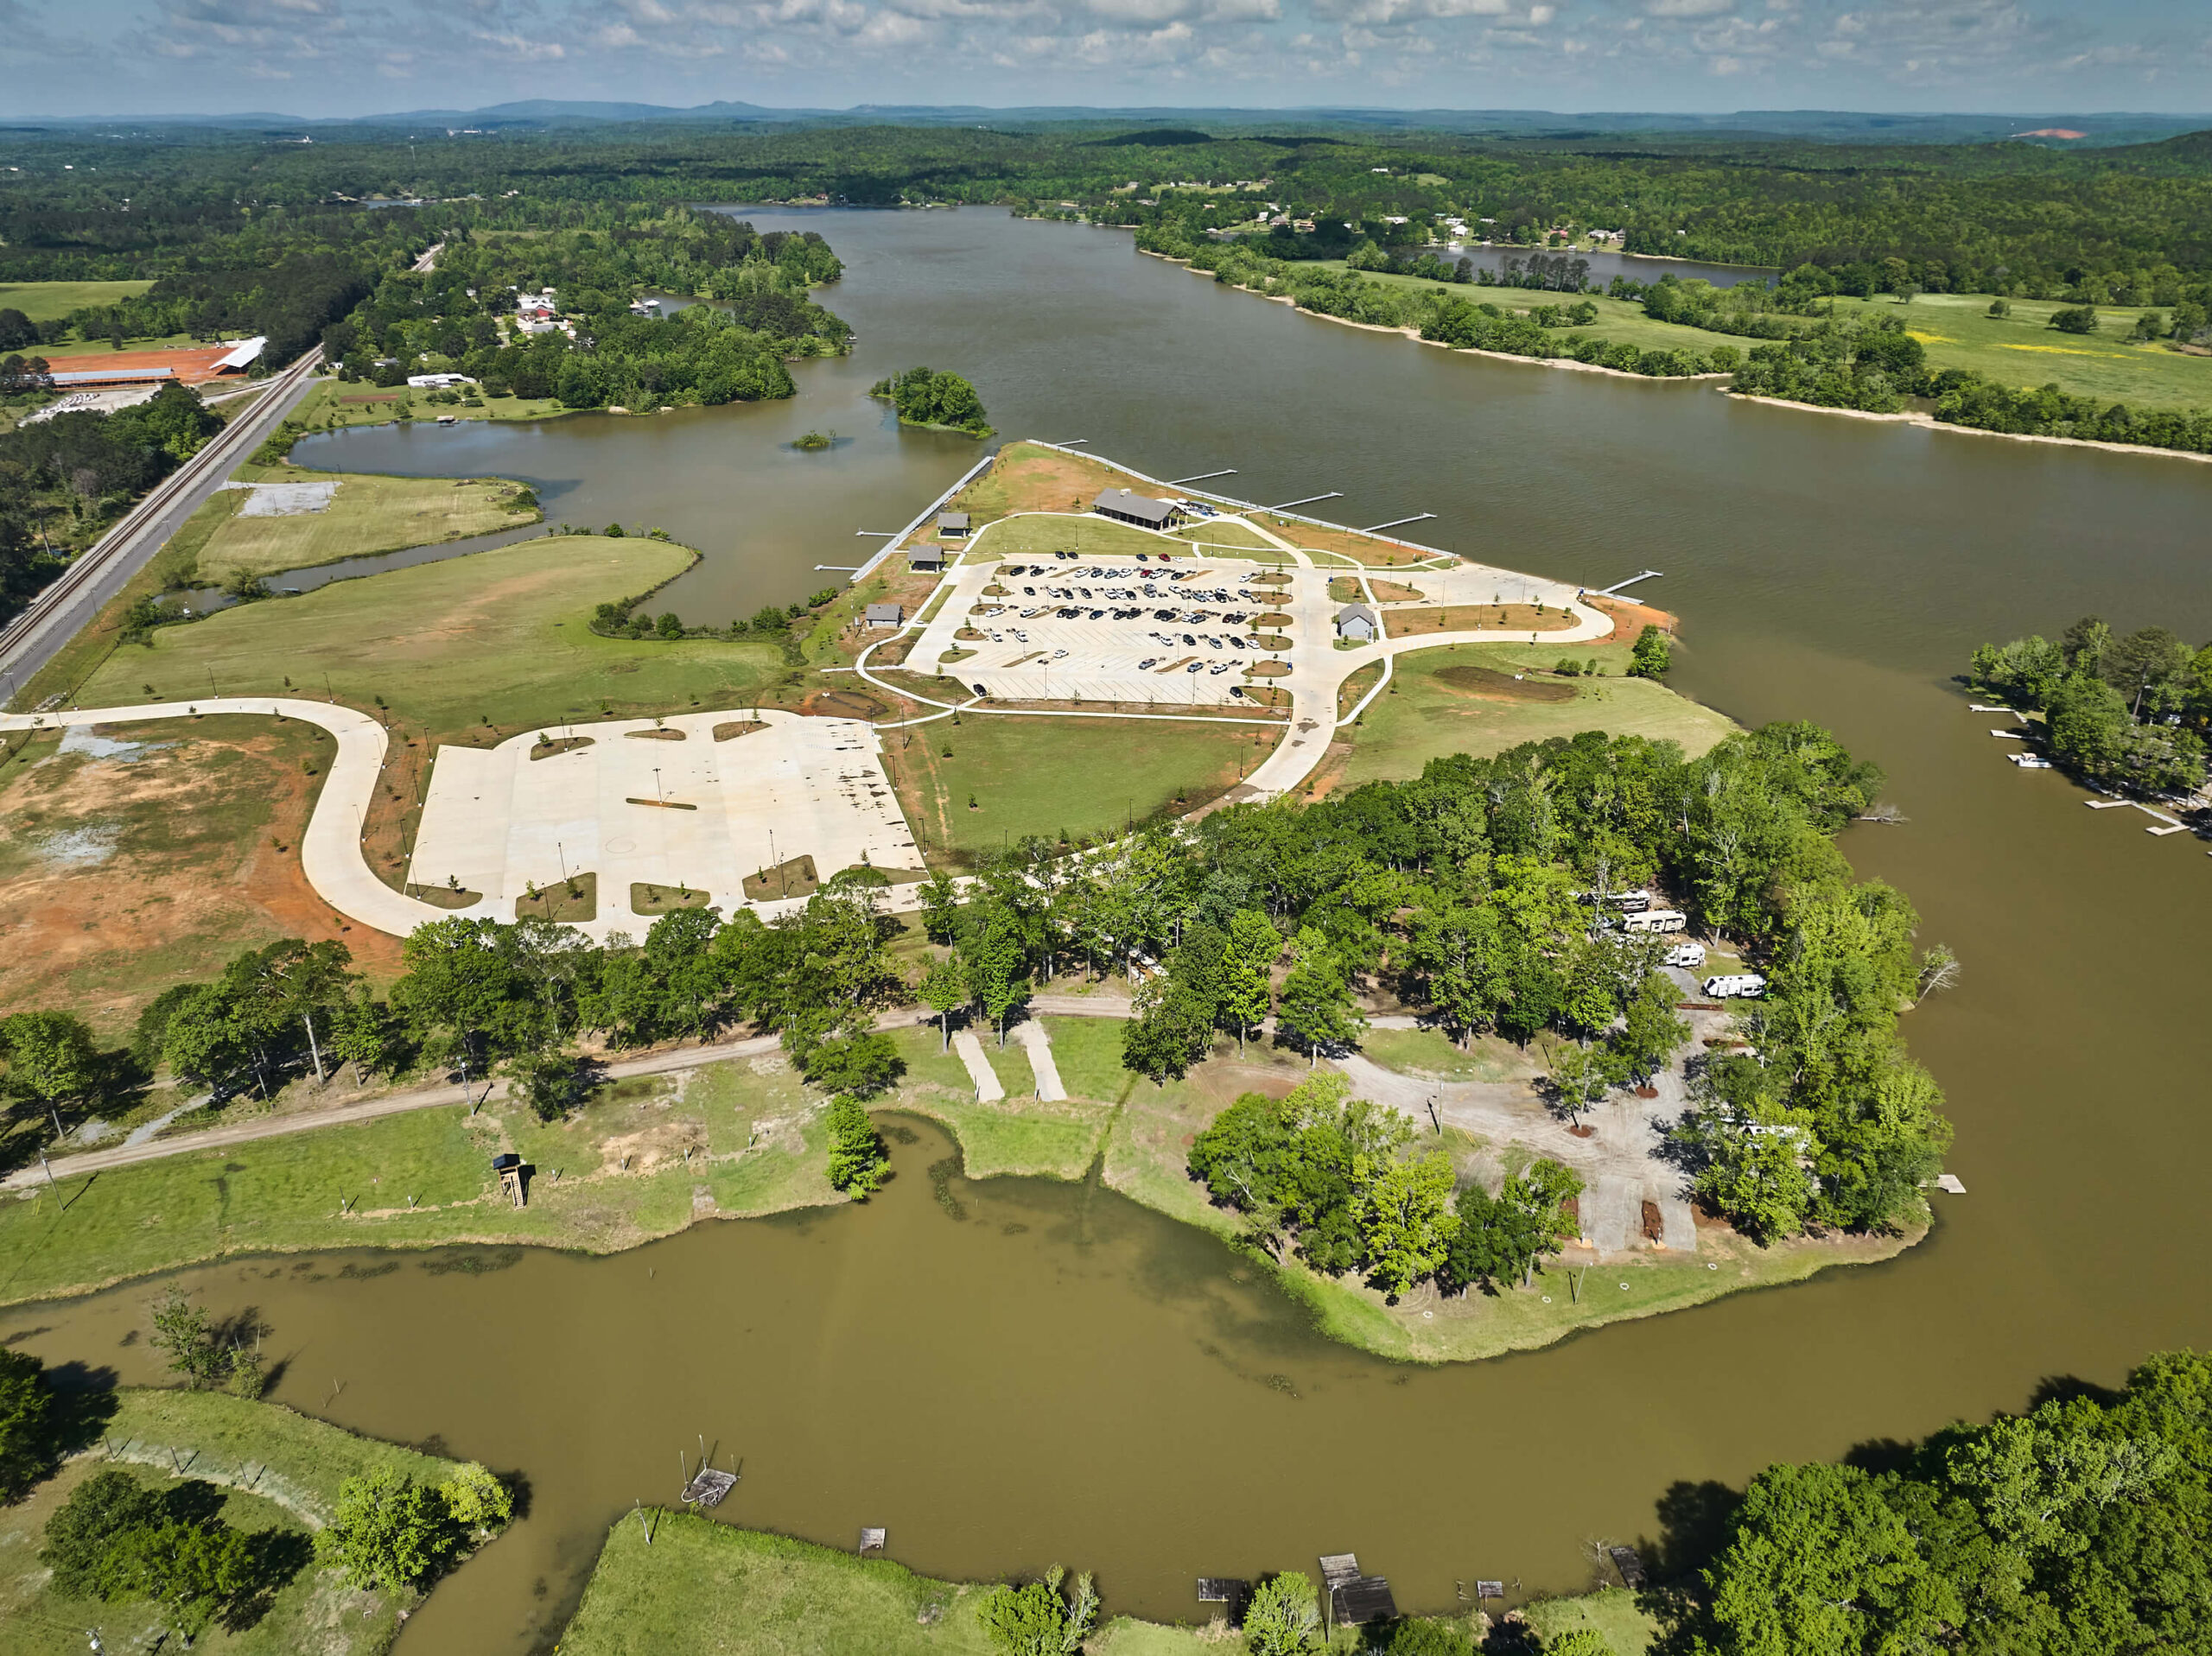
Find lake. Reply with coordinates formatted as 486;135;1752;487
25;206;2212;1652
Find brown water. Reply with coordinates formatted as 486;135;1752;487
21;209;2212;1649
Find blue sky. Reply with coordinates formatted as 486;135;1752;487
3;0;2206;118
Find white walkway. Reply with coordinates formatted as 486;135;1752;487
951;1028;1005;1101
1011;1019;1065;1101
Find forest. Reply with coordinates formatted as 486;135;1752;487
1970;617;2212;795
285;209;848;410
1656;1348;2212;1656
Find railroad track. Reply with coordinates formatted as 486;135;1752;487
0;344;326;703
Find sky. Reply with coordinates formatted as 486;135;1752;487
2;0;2207;119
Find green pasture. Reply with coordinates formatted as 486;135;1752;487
0;280;153;322
185;472;539;584
79;536;787;745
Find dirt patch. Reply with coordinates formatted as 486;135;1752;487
625;726;687;741
1385;604;1577;638
1370;580;1425;602
1586;593;1679;644
712;720;769;742
952;441;1159;526
800;688;892;720
404;882;481;908
530;736;594;761
1256;513;1430;568
1254;612;1294;627
1249;661;1292;678
0;718;403;1035
1431;664;1580;702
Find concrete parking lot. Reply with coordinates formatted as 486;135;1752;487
910;550;1300;708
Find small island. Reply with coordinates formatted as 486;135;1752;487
870;365;995;437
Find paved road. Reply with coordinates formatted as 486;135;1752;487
0;347;325;701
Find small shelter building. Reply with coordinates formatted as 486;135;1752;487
864;603;904;628
1335;604;1379;643
937;511;970;537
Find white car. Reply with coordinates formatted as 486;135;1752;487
1664;942;1707;969
1702;973;1767;999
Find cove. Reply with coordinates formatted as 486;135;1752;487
39;206;2212;1649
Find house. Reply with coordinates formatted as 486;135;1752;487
407;372;477;389
863;603;904;628
938;511;969;537
1335;605;1379;643
1092;488;1183;530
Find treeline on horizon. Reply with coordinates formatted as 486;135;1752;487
0;724;1954;1255
6;121;2212;295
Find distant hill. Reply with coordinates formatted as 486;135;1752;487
18;103;2212;148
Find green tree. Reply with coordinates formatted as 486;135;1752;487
962;914;1030;1047
40;1469;162;1596
1218;908;1280;1055
976;1564;1097;1655
440;1462;514;1532
1275;927;1364;1065
1122;972;1215;1082
327;987;402;1084
1360;1151;1459;1298
319;1466;461;1593
0;1009;100;1139
104;1517;253;1641
918;955;968;1051
825;1096;888;1196
1401;900;1504;1048
148;1290;242;1391
1243;1571;1322;1656
1544;1038;1609;1124
2045;669;2132;777
1629;624;1673;678
0;1348;54;1502
1697;1462;1944;1656
508;1049;591;1120
1611;972;1691;1084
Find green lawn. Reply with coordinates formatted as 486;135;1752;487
0;280;154;322
967;513;1179;564
78;536;787;746
1524;1586;1661;1655
885;708;1275;866
188;472;541;584
1340;643;1735;789
0;1390;466;1656
1360;1026;1539;1084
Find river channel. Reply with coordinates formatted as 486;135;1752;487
16;209;2212;1651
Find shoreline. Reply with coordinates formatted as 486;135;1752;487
0;1050;1929;1369
1143;249;2212;466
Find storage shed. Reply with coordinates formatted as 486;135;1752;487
1335;604;1379;642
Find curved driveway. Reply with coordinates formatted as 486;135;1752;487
0;696;446;937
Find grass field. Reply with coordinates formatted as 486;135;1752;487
1825;291;2212;410
967;512;1175;564
1336;642;1735;790
0;279;154;322
0;714;400;1038
881;709;1274;865
289;378;572;430
78;536;786;747
0;1390;464;1656
1294;262;2212;410
1524;1586;1662;1655
187;472;540;584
